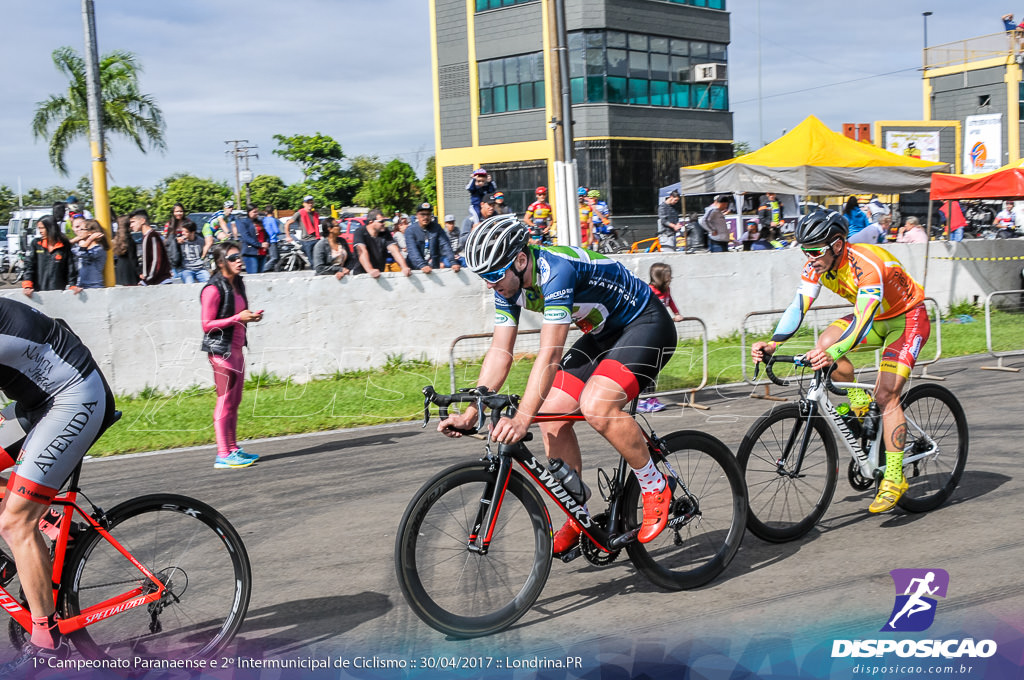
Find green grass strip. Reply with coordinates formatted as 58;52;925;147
91;304;1021;456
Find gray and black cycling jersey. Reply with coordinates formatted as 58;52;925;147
0;298;98;410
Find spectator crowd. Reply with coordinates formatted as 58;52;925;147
19;175;973;296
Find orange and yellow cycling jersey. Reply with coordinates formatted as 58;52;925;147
579;202;593;245
801;243;923;320
773;243;926;361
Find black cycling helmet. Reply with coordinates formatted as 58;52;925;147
464;214;531;275
795;209;848;247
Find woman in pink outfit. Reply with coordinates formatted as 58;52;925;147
200;242;264;468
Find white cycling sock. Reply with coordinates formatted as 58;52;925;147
631;459;666;494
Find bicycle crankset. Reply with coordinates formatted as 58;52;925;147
847;459;874;491
580;514;621;566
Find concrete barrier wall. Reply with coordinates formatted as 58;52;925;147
5;239;1021;396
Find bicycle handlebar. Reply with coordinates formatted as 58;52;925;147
755;353;847;396
422;386;521;436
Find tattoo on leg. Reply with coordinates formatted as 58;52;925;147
891;424;907;449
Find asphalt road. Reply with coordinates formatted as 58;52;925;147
18;354;1024;678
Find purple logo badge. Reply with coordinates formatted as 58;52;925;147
881;568;949;632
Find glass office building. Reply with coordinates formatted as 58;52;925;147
431;0;733;221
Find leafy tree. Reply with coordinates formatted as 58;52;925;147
272;132;360;206
246;175;289;210
0;185;16;224
733;141;752;157
348;154;385;186
23;186;73;207
107;186;153;218
32;47;166;176
420;156;437;207
152;175;231;220
73;175;93;213
354;159;421;216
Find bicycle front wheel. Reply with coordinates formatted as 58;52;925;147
395;462;552;638
624;431;747;590
897;384;969;513
737;403;839;542
61;494;251;661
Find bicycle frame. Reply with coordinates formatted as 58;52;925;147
0;466;167;636
786;372;941;482
465;413;690;557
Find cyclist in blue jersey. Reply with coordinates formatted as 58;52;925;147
438;215;678;553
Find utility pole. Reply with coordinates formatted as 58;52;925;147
225;140;257;207
546;0;580;246
240;148;259;207
81;0;114;286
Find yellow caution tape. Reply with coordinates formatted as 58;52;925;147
930;255;1024;261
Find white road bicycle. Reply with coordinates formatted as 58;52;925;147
737;353;968;542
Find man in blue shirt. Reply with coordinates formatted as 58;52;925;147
261;205;283;271
406;203;460;274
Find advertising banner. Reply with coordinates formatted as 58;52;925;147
964;114;1002;173
885;130;941;162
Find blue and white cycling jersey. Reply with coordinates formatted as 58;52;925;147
494;245;651;335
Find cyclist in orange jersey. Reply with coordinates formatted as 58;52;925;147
751;209;931;513
577;187;594;248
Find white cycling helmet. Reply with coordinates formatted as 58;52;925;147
464;214;531;275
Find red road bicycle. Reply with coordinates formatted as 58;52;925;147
1;415;251;661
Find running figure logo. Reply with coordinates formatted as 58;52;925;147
881;568;949;632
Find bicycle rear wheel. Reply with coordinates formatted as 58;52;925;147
395;461;551;638
737;403;839;542
896;384;968;513
61;494;251;661
624;431;746;590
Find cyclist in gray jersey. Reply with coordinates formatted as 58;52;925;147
438;216;678;555
0;298;115;670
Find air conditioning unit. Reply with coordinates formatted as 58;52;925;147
692;63;727;83
675;68;692;83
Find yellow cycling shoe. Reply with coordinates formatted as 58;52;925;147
869;478;908;513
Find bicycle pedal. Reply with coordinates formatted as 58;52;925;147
556;547;582;563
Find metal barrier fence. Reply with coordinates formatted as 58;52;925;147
447;316;710;407
740;298;945;396
980;289;1024;373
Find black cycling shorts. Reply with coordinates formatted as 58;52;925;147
552;296;677;402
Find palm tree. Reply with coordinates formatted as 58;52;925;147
32;46;166;176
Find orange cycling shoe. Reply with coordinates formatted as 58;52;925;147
552;518;582;554
638;482;672;544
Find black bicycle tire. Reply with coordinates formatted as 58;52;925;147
737;403;839;542
896;384;969;513
395;461;552;638
60;494;251;661
624;430;747;590
610;237;630;253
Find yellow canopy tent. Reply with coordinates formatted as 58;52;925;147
678;115;949;195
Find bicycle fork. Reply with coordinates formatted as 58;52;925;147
466;453;513;555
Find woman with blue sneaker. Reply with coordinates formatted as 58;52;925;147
201;242;264;468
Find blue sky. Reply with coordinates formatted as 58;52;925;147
0;0;999;194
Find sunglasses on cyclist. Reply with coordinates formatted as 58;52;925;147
479;261;515;284
225;253;243;262
801;242;835;260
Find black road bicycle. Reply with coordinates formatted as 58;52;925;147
395;386;747;638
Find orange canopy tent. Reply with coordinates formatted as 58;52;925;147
930;159;1024;199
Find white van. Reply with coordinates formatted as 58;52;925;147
4;206;52;255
